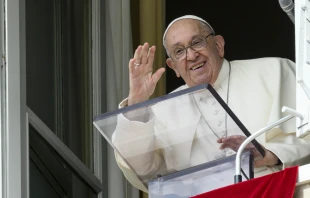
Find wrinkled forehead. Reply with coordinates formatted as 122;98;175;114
165;19;205;48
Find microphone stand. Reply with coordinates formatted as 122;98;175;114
234;106;304;184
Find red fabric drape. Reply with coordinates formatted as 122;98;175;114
191;166;298;198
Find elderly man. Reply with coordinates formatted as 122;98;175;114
113;15;310;192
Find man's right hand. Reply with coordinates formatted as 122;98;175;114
128;43;165;105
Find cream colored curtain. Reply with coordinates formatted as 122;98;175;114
104;0;139;197
131;0;166;99
140;0;166;98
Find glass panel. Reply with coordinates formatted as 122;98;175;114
148;152;252;198
61;0;93;170
29;124;97;198
94;84;261;188
26;0;93;169
26;0;56;132
30;159;63;198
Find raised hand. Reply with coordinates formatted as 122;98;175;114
217;135;279;168
128;43;165;105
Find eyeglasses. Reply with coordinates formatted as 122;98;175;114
169;33;215;62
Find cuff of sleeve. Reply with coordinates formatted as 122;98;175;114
264;135;310;169
119;98;129;108
275;158;282;165
264;143;286;168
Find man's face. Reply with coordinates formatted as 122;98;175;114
165;19;225;87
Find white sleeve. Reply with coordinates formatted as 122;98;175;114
113;98;164;177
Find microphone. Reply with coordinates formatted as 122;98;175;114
278;0;295;24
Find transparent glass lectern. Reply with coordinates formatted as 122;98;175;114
94;84;264;197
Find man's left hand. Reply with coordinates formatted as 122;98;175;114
217;135;279;168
